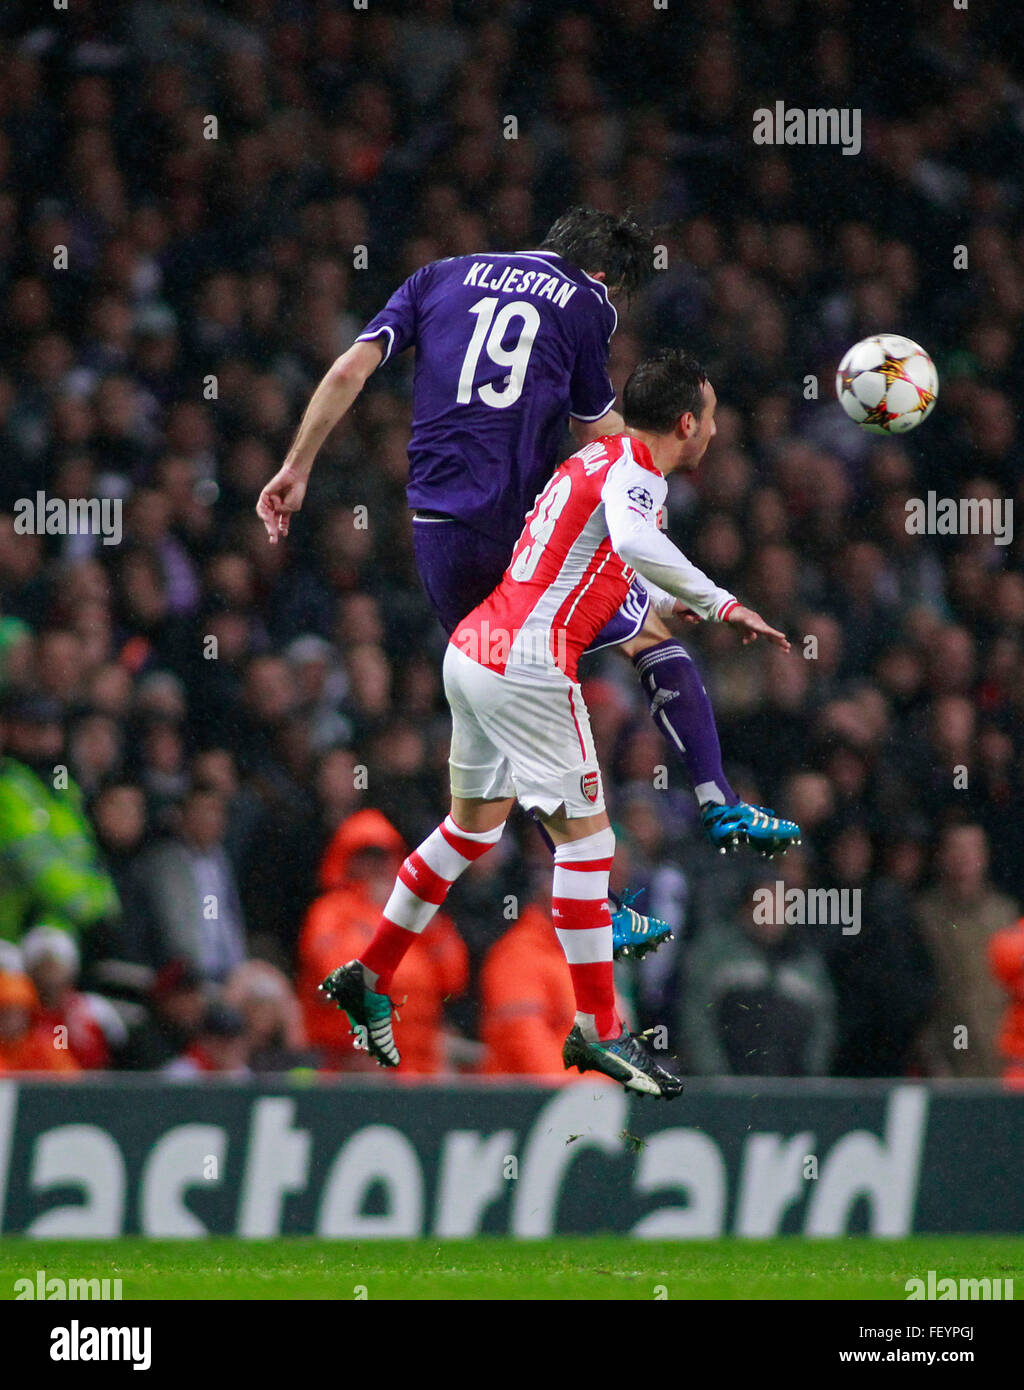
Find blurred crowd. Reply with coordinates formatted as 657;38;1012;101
1;0;1023;1082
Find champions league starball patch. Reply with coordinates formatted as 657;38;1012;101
626;486;654;510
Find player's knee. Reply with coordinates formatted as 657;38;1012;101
449;796;513;836
643;611;672;641
589;824;616;859
554;824;615;861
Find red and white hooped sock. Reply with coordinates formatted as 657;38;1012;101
552;827;620;1042
359;815;503;992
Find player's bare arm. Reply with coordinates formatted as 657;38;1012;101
569;407;624;447
256;338;384;542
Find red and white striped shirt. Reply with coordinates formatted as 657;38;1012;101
452;434;737;683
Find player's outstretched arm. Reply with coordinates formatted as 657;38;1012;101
603;463;790;651
644;592;787;646
721;604;790;651
257;339;384;542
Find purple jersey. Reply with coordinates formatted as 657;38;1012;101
356;250;617;548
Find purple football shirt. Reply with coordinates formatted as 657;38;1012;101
356;250;617;548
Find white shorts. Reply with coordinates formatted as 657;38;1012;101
443;644;605;818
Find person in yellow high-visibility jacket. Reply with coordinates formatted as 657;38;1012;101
0;693;119;946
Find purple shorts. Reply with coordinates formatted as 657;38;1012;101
412;512;649;650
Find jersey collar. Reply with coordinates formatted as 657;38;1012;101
621;435;662;477
515;250;617;332
516;248;611;301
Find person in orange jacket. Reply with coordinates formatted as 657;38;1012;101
478;887;622;1083
298;809;468;1073
989;918;1024;1084
0;968;79;1074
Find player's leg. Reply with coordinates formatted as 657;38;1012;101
541;804;620;1045
594;588;739;808
320;645;516;1066
543;806;679;1097
617;605;737;806
605;590;801;856
357;794;511;996
319;794;510;1067
474;667;682;1098
533;800;672;960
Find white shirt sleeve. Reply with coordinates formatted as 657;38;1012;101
635;574;682;617
602;456;738;622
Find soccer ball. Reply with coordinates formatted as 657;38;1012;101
835;334;938;434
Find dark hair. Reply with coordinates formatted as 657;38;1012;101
622;349;708;432
540;206;654;297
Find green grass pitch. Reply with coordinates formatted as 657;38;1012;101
0;1236;1021;1300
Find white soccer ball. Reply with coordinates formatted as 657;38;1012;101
835;334;938;434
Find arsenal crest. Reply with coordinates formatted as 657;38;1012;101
581;771;599;803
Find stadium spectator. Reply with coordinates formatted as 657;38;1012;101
134;786;248;984
240;742;367;962
297;808;468;1073
821;824;935;1077
284;632;351;754
138;716;190;826
914;825;1018;1077
21;923;125;1069
682;857;836;1077
223;960;317;1073
118;959;206;1071
478;889;579;1079
0;691;120;948
0;604;32;689
0;966;79;1074
87;780;157;993
68;711;124;796
988;919;1024;1084
163;1001;250;1078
